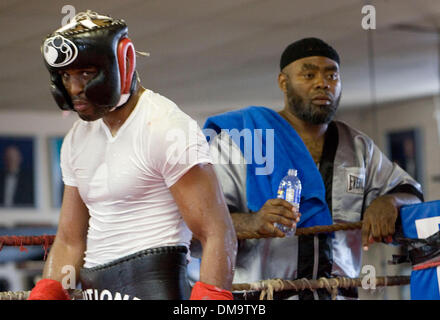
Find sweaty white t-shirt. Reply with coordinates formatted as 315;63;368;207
60;90;212;268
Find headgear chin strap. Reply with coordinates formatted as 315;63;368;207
42;11;137;111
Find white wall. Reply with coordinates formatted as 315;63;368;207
0;110;76;227
336;95;440;201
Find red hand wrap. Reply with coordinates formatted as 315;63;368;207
190;281;233;300
28;279;70;300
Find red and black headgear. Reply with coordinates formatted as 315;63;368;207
42;11;137;111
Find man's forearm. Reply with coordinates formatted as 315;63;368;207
362;192;423;248
230;212;254;237
199;232;236;291
42;238;85;286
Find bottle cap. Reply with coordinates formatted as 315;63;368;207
288;169;297;176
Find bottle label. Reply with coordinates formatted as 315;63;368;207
285;188;295;203
285;188;300;205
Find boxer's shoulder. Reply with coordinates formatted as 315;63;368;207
141;89;196;129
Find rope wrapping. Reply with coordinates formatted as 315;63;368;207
0;291;30;300
232;275;410;300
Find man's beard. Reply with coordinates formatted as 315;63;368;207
286;82;341;125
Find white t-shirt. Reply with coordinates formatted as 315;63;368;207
60;90;212;268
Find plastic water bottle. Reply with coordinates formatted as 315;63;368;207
274;169;301;237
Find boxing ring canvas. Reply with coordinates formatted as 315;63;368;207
48;136;64;208
0;136;36;209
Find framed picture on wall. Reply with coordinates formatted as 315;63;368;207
386;128;422;184
0;136;36;208
48;136;64;208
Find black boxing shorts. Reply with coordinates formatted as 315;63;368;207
79;246;191;300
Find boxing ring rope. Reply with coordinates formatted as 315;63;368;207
232;276;410;300
237;221;363;239
0;275;410;300
0;235;55;252
0;222;363;250
0;221;410;300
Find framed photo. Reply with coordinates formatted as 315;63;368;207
386;128;422;184
0;136;36;208
48;136;64;208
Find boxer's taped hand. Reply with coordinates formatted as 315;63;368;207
190;281;233;300
28;279;71;300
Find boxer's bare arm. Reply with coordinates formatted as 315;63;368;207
170;163;237;291
42;185;89;285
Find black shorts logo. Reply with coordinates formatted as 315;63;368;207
81;289;140;300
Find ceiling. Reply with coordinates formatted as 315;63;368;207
1;0;440;119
